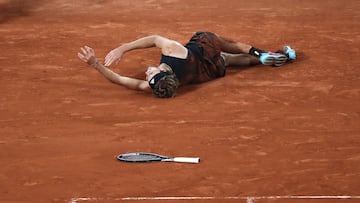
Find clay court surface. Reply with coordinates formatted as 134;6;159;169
0;0;359;202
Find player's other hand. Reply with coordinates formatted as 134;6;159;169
78;46;98;67
104;46;124;67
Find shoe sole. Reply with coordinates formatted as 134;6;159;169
287;51;296;60
261;55;288;67
284;46;296;60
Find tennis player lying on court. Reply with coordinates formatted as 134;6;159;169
78;31;296;98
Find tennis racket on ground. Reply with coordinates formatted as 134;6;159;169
117;152;200;164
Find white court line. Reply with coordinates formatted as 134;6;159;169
69;195;360;203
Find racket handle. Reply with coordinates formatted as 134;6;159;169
172;157;200;163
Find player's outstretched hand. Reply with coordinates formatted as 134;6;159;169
78;46;98;67
104;47;124;67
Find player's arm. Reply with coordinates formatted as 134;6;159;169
78;46;151;92
92;61;150;91
104;35;188;66
153;36;188;58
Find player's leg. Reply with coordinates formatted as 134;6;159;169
214;33;288;67
221;52;260;67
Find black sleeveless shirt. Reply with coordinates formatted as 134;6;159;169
159;42;203;85
159;32;226;85
159;53;188;82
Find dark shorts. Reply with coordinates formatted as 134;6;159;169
183;31;226;84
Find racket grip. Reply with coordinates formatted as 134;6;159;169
173;157;200;163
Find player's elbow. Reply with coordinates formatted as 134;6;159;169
152;35;169;48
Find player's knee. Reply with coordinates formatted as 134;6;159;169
220;53;230;66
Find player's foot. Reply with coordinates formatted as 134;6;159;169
283;45;296;60
259;52;288;67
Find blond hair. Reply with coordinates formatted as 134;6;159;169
152;64;179;98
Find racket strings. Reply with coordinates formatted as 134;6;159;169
121;154;163;161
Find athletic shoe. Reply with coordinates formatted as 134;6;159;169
283;45;296;60
259;52;288;67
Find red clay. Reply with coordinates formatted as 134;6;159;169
0;0;359;202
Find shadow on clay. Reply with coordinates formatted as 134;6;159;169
0;0;44;23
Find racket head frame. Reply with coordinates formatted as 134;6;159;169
117;152;171;163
